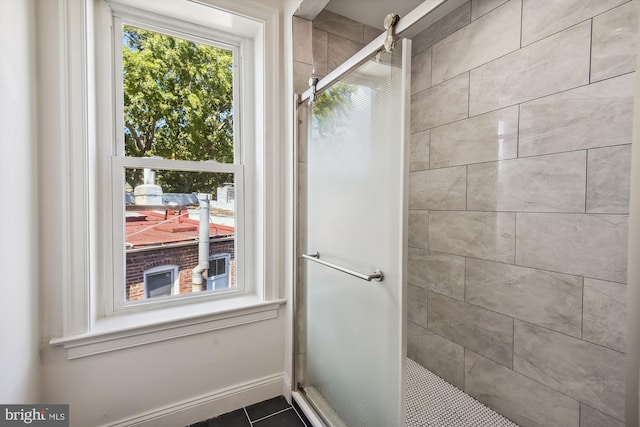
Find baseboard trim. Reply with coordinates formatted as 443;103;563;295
102;373;286;427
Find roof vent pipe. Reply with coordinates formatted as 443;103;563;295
192;193;212;292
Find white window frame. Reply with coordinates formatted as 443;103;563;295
50;0;285;359
111;11;247;314
143;265;179;298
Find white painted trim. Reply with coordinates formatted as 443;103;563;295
100;372;286;427
60;0;93;337
51;298;285;359
56;0;283;354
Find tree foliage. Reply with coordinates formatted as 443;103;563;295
123;25;234;194
312;82;357;137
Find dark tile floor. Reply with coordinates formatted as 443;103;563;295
188;395;310;427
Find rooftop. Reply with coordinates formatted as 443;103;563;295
125;209;234;249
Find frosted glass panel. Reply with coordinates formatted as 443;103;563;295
303;47;406;427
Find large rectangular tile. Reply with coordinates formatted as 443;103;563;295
466;259;582;337
514;320;625;421
313;9;363;43
293;17;313;64
411;48;432;95
408;321;464;388
409;166;466;210
519;73;635;157
363;25;380;44
587;144;632;214
465;351;580;427
407;247;465;300
312;29;328;77
432;0;521;85
516;213;628;283
471;0;509;21
430;106;518;169
583;278;627;353
429;211;515;263
428;292;514;367
408;210;429;250
413;2;471;55
592;1;638;82
467;151;586;213
411;72;469;132
580;404;625;427
522;0;627;46
469;21;591;116
326;33;363;74
294;61;313;94
408;284;428;328
409;129;429;172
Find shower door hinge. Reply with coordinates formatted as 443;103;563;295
383;13;400;53
308;77;319;105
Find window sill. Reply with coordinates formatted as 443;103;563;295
50;295;286;359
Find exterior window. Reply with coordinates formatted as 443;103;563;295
207;253;231;290
51;0;282;354
143;265;179;298
112;16;244;311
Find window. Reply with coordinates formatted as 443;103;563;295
111;11;247;313
207;253;231;290
143;265;179;298
51;0;284;357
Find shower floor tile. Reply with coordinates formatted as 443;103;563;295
407;358;519;427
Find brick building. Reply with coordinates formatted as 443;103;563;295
125;209;235;301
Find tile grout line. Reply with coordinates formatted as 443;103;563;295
516;103;520;159
519;0;523;48
588;18;594;84
244;407;254;426
585;149;589;214
581;277;585;340
251;407;293;424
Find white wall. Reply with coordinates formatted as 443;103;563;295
33;0;293;425
0;0;41;404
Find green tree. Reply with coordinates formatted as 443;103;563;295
312;82;357;137
123;25;233;194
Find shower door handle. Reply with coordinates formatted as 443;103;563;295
302;252;384;282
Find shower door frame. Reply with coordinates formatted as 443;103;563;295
295;40;411;427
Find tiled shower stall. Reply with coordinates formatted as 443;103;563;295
294;0;637;425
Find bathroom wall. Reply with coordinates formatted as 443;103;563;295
407;1;637;426
292;9;382;94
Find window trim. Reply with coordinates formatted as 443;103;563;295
50;0;284;358
110;9;247;314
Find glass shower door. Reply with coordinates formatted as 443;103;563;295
300;39;410;427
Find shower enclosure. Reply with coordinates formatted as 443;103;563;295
293;0;634;426
295;37;411;427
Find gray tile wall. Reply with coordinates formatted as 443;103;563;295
408;1;636;425
310;10;382;79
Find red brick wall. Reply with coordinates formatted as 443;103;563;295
126;238;235;301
